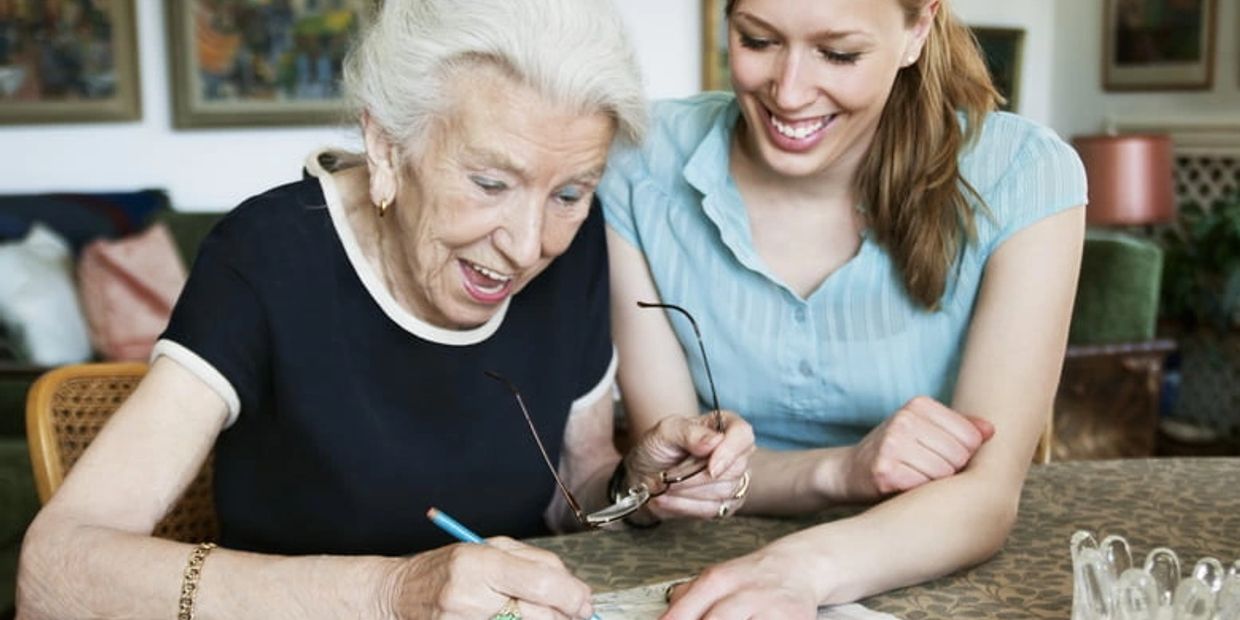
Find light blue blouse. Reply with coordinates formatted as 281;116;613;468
599;93;1087;451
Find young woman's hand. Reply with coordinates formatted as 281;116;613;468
843;396;995;501
389;537;595;619
624;410;755;521
662;541;819;620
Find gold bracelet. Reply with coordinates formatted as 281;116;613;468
177;542;217;620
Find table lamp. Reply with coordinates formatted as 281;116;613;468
1068;133;1177;345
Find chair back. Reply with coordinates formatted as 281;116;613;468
25;362;218;543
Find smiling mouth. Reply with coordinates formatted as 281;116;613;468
460;259;515;302
766;108;837;141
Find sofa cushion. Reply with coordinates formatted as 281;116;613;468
0;190;169;255
0;225;92;365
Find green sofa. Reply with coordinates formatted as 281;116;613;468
0;203;222;617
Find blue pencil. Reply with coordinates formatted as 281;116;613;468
425;507;602;620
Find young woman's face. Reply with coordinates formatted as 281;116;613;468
728;0;931;179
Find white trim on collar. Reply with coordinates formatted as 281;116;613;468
305;150;510;347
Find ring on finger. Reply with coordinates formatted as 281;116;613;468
492;597;522;620
732;470;751;500
716;502;731;519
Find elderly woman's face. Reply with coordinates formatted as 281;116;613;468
388;66;615;329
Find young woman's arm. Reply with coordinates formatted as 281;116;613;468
662;205;1085;617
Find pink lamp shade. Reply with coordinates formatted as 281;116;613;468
1072;134;1176;226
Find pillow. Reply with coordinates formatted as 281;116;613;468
0;224;93;365
0;189;170;253
77;222;188;361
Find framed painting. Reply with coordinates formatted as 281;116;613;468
167;0;372;128
1103;0;1217;91
971;27;1024;113
0;0;141;125
701;0;729;91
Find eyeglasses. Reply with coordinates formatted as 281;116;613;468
486;301;722;527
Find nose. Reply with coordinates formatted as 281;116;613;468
493;197;544;269
771;49;815;111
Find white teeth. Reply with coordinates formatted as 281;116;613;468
771;115;826;140
467;261;513;283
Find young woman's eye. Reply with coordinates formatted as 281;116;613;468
554;186;585;205
470;175;508;194
738;33;772;50
819;49;861;64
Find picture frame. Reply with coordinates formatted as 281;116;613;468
1103;0;1217;91
167;0;372;128
0;0;141;125
701;0;729;92
970;27;1025;113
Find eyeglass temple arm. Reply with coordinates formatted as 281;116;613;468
635;301;723;430
483;371;588;522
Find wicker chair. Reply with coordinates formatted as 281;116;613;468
25;362;218;543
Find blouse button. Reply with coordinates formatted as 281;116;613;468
798;360;813;377
795;307;807;323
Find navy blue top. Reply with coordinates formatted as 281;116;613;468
157;161;613;556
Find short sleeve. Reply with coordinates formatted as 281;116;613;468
154;216;269;427
570;202;617;411
598;145;642;248
983;124;1088;254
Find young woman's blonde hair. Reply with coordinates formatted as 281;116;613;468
726;0;1000;308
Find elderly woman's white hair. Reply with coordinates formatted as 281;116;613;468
344;0;646;154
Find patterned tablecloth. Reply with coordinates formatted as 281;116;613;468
529;458;1240;619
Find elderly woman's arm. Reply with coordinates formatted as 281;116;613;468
18;358;594;620
660;206;1085;617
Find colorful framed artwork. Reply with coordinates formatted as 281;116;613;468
971;27;1025;113
167;0;372;128
701;0;729;92
1103;0;1217;91
0;0;141;125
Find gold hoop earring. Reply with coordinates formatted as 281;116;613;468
377;198;390;218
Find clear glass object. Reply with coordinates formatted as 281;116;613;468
1071;530;1240;620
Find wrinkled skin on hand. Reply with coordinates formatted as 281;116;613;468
389;536;595;619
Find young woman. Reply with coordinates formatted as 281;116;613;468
600;0;1086;616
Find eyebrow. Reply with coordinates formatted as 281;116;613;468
733;11;873;42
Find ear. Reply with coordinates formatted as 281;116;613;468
902;0;940;67
361;112;399;207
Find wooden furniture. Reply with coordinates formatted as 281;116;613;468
1052;339;1176;460
531;457;1240;618
24;362;217;543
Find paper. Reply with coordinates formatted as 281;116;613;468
592;579;901;620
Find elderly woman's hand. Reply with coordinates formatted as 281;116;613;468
843;396;995;501
624;410;755;522
390;536;595;619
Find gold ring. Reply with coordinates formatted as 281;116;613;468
732;470;751;500
716;502;730;519
492;597;521;620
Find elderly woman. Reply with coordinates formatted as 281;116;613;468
16;1;753;619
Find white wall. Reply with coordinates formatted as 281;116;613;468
0;0;700;211
2;1;1234;209
1052;0;1240;140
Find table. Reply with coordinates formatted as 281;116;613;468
530;458;1240;618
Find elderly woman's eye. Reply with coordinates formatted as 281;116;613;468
470;175;507;193
555;186;585;205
